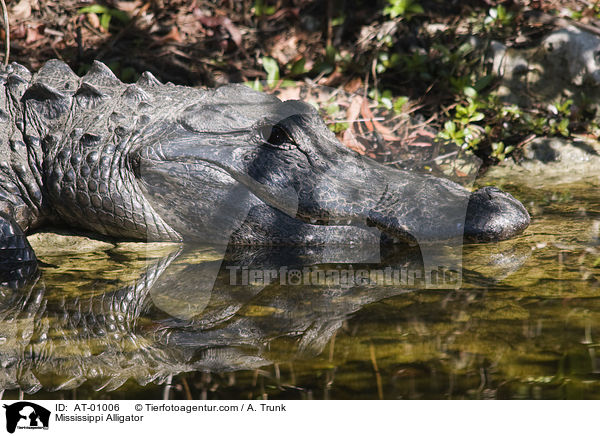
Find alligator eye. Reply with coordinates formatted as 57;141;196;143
130;152;142;178
265;124;295;149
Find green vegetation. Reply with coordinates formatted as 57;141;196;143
484;4;514;30
77;4;130;32
253;0;276;17
383;0;424;19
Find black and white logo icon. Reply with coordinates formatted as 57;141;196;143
3;402;50;433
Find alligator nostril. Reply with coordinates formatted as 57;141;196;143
475;186;502;200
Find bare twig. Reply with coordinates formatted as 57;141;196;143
325;117;385;124
162;374;173;400
369;342;384;400
0;0;9;67
326;0;333;47
180;375;193;400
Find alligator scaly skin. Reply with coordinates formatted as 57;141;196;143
1;60;186;241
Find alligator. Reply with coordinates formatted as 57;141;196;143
0;60;530;272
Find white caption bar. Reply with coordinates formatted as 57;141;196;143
0;400;594;436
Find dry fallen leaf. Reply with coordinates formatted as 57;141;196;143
195;11;243;49
155;26;183;44
344;77;363;94
272;87;302;101
10;23;26;39
360;99;402;141
25;25;45;44
406;128;436;147
342;129;366;154
114;0;143;13
87;12;101;30
220;17;242;48
270;35;299;65
339;96;367;154
10;0;32;21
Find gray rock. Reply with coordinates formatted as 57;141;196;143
542;26;600;87
27;231;115;257
485;136;600;186
489;26;600;108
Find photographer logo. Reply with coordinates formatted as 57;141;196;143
2;402;50;433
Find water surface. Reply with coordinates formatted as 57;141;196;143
2;177;600;400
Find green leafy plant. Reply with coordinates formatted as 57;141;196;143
484;4;514;28
438;120;481;150
375;51;401;74
383;0;424;19
289;58;307;75
524;115;547;135
393;96;409;113
262;57;279;86
253;0;276;17
399;52;431;81
507;98;576;139
490;141;514;161
314;45;348;75
257;57;295;89
566;8;583;20
331;15;345;27
438;91;491;150
368;89;408;114
549;98;573;117
548;118;570;137
245;79;263;92
78;5;130;31
108;62;139;83
450;74;493;97
454;100;485;125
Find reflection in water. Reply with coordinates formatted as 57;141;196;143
1;180;600;400
0;243;443;393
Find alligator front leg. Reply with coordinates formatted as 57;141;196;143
0;160;43;287
0;212;38;288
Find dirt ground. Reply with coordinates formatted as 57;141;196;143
0;0;595;167
2;1;573;86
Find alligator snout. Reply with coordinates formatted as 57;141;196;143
464;186;530;242
362;178;529;244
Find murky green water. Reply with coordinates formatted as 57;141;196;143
1;176;600;400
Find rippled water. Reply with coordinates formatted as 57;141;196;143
1;176;600;400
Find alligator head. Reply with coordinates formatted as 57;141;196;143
131;84;529;245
